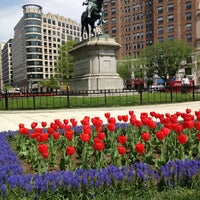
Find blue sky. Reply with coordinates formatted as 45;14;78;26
0;0;84;42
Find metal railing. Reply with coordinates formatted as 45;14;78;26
0;84;199;110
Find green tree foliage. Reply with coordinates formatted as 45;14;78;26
55;40;77;85
117;61;132;80
141;40;194;84
39;76;58;91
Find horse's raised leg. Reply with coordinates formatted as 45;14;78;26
85;24;89;39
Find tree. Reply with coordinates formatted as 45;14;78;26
117;59;132;80
55;40;77;85
140;39;195;84
39;76;58;92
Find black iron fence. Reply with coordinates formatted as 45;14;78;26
0;84;200;110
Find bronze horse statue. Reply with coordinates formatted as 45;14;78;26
81;0;104;39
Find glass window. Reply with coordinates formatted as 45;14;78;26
168;15;174;22
168;4;174;12
25;27;41;33
157;16;163;24
186;23;192;31
186;34;192;42
157;27;164;34
157;6;163;14
168;35;174;40
185;1;191;10
112;27;116;33
111;8;116;15
168;25;174;32
185;12;192;20
158;37;164;42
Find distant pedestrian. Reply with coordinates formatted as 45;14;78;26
181;75;190;93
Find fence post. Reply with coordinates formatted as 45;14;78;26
5;91;8;110
33;93;36;109
139;82;142;105
104;90;107;105
170;86;173;102
67;86;70;108
192;80;195;101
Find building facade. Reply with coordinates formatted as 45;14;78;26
12;4;83;91
2;39;13;88
0;42;5;92
103;0;200;58
103;0;200;84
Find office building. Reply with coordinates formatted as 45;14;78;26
2;39;13;88
103;0;200;58
103;0;200;84
0;42;5;92
12;4;83;91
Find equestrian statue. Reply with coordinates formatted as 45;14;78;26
81;0;105;39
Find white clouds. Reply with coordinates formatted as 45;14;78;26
0;0;84;42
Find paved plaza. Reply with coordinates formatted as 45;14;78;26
0;101;199;131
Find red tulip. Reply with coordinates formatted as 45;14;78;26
80;133;90;142
141;132;151;142
31;122;38;129
37;133;49;143
117;135;127;144
42;152;49;159
135;143;145;154
186;120;194;129
195;122;200;130
117;115;123;121
66;146;76;156
136;120;142;128
63;119;69;125
147;121;156;129
186;108;191;114
19;123;25;128
122;115;128;122
65;130;74;141
64;125;71;131
70;118;77;126
108;117;116;124
107;123;115;132
97;132;105;140
104;112;111;118
93;140;104;151
177;134;188;144
173;124;183;134
129;110;134;116
155;131;165;141
19;127;29;135
161;127;170;136
197;133;200;141
117;146;126;155
53;132;60;140
38;144;48;154
50;122;57;130
47;127;54;134
41;122;47;128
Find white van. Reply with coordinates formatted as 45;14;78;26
148;85;165;92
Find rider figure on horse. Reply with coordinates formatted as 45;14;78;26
82;0;96;18
82;0;105;23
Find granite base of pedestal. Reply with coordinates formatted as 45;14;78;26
69;36;123;91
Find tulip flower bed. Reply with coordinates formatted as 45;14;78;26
1;108;200;199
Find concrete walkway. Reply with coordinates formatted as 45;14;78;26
0;101;199;131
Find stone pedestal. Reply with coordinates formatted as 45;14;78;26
69;36;123;91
